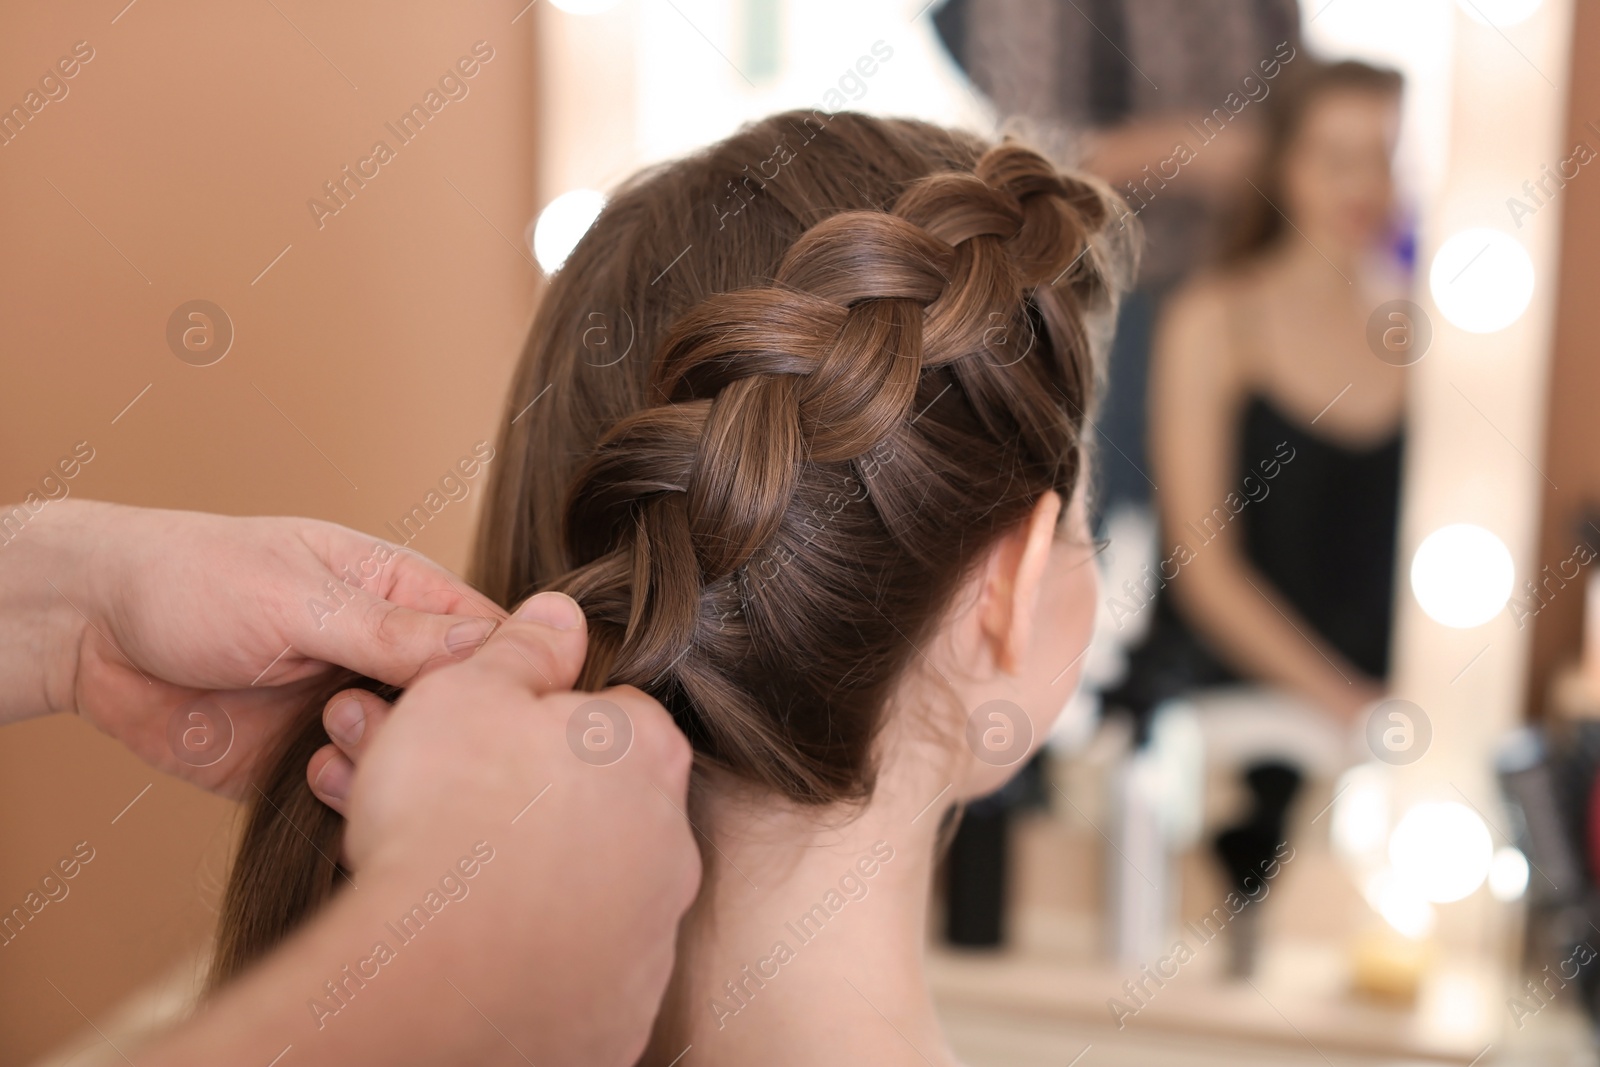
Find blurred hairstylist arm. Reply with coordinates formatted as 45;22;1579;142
1080;117;1263;202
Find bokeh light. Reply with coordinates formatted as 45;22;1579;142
1410;523;1515;628
1429;228;1535;333
1365;867;1439;939
1389;801;1494;904
532;189;606;273
1488;846;1531;901
1332;763;1391;862
1458;0;1543;28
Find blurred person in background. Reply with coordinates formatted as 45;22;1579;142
936;0;1302;517
1111;62;1409;971
1118;58;1408;728
932;0;1304;951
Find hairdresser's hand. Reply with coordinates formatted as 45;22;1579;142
13;499;503;796
162;591;700;1067
306;688;395;819
147;592;699;1067
342;592;700;1065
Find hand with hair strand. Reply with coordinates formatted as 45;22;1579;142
2;498;505;796
149;593;700;1067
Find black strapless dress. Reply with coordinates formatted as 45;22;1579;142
1108;393;1404;724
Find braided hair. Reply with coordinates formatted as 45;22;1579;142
481;111;1129;804
209;112;1130;990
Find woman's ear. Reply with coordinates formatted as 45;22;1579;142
977;491;1062;674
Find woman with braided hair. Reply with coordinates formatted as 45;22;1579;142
209;110;1130;1064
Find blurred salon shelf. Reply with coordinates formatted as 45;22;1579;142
923;742;1594;1067
931;911;1598;1066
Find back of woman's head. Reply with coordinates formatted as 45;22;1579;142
477;110;1127;804
209;110;1127;990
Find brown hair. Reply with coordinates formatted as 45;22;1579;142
209;110;1128;989
1221;58;1403;264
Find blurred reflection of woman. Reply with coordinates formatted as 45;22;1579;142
1113;60;1408;730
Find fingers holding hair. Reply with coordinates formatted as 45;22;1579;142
307;688;392;813
293;546;507;688
305;592;591;812
453;592;589;696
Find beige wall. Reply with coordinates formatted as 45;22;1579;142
0;4;538;1063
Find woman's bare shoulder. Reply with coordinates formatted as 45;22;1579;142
1156;267;1258;383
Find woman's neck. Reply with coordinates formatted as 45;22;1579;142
1264;230;1380;288
643;745;966;1067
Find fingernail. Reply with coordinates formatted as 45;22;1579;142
326;698;366;746
514;591;583;631
314;757;352;802
446;618;495;655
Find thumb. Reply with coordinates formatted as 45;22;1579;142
457;592;590;695
303;592;503;686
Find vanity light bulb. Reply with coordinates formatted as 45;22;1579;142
1457;0;1542;28
1428;228;1534;334
1410;524;1515;629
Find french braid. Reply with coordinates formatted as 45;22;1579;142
525;121;1128;803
